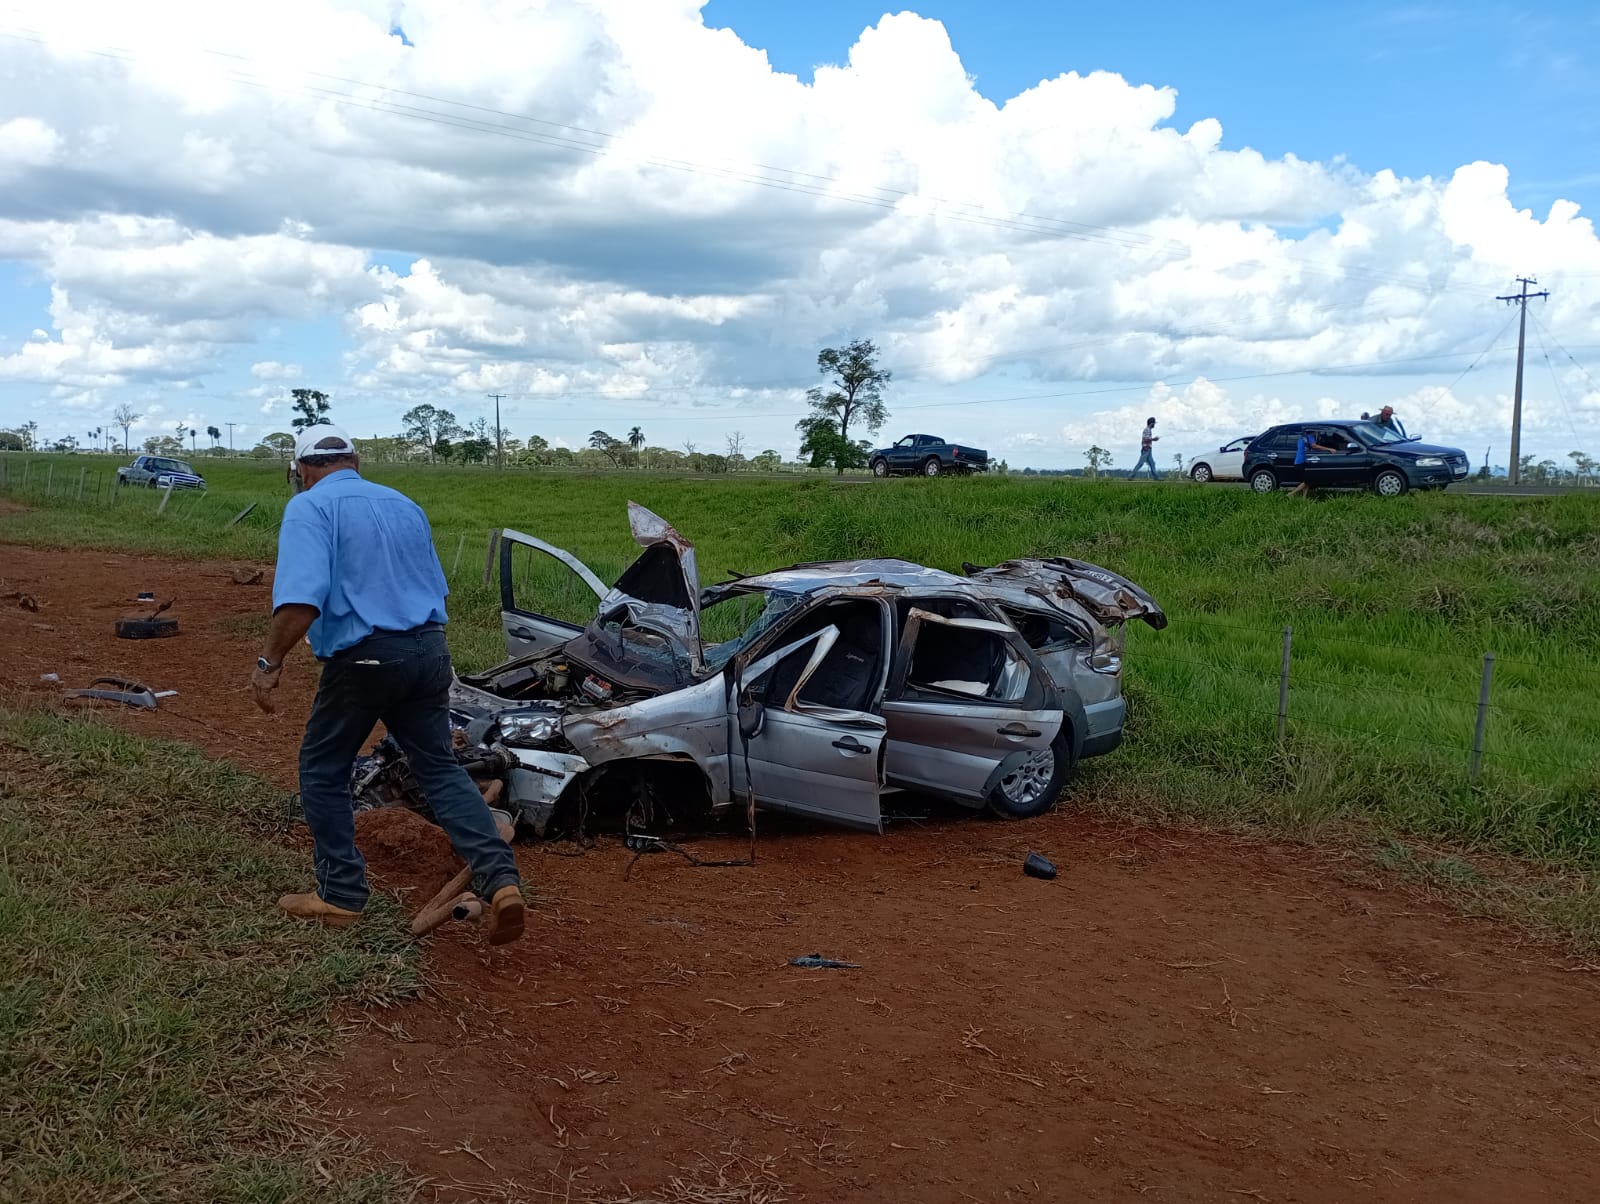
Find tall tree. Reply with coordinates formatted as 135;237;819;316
401;404;460;463
19;420;38;451
797;416;870;473
1084;446;1113;477
258;431;296;460
589;430;625;466
112;405;139;453
206;424;221;449
289;388;331;431
798;339;890;474
627;426;645;450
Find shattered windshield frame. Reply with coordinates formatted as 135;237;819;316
701;589;806;672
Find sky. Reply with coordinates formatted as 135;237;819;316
0;0;1597;470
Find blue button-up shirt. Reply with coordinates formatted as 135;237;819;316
272;469;449;658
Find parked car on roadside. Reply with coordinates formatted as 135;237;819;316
354;504;1165;839
868;434;989;477
117;455;206;490
1242;421;1469;496
1187;436;1256;483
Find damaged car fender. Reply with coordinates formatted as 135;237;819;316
562;672;732;804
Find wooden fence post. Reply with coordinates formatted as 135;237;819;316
482;529;501;587
451;532;467;580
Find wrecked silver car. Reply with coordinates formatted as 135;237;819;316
355;503;1165;836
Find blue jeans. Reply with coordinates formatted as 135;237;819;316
1130;448;1161;480
298;628;520;911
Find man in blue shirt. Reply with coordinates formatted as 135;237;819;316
1291;429;1335;497
251;424;524;943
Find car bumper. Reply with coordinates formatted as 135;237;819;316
1080;696;1126;758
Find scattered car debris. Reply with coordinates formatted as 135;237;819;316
64;676;162;710
136;591;155;602
790;954;861;969
4;590;41;611
621;833;753;879
352;502;1164;844
116;598;178;639
1023;851;1058;880
38;672;60;683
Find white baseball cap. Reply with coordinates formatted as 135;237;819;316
293;423;357;465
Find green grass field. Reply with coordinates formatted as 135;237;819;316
5;452;1600;868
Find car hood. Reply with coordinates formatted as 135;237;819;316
585;501;704;676
1378;441;1466;458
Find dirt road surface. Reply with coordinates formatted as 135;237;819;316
3;542;1598;1203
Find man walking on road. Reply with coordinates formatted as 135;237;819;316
1130;417;1161;480
251;424;525;943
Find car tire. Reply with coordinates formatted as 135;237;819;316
923;457;942;477
1191;463;1213;483
1374;469;1408;497
870;459;889;478
1249;468;1278;493
986;735;1074;821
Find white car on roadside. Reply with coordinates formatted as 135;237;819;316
1188;436;1255;483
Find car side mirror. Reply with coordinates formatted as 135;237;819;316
737;697;766;741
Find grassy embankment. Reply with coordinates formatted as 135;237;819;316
4;453;1600;869
0;707;418;1202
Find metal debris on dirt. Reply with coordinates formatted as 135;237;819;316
62;676;172;710
789;954;861;970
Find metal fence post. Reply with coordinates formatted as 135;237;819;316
451;532;467;580
45;463;52;494
156;480;175;515
1277;625;1293;743
1470;653;1495;784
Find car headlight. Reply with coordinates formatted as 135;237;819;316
1414;457;1444;467
497;713;558;747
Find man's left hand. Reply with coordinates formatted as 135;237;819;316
252;663;283;713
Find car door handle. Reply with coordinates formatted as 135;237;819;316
831;736;871;754
997;723;1042;738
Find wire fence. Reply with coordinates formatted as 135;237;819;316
1136;616;1600;781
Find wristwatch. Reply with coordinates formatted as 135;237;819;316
256;655;280;673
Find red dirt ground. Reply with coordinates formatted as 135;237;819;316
3;541;1599;1203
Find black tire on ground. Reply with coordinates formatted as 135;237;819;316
923;457;942;477
1374;469;1409;497
1249;468;1278;493
870;459;889;477
1191;463;1213;482
115;617;179;639
986;735;1074;820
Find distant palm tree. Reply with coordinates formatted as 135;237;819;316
206;425;221;449
627;426;645;450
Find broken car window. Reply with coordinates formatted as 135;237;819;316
905;624;1030;703
701;591;805;672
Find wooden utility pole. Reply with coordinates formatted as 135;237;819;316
1497;276;1549;485
487;393;506;471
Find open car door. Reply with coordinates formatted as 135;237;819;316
730;605;890;833
879;609;1062;805
498;530;609;658
498;502;704;663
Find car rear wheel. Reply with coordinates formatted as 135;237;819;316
987;736;1074;821
870;459;889;478
1191;463;1213;483
1374;469;1408;497
923;457;942;477
1249;468;1278;493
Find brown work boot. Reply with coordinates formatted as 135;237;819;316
278;891;361;928
487;884;525;946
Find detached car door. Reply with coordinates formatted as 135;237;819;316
879;609;1061;805
498;529;609;658
730;615;890;832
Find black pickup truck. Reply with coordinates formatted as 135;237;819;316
868;434;989;477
